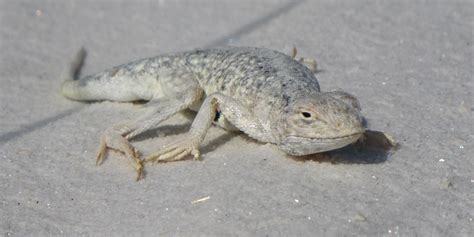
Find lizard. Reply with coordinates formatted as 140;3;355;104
61;47;365;180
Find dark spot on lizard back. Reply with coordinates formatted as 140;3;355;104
282;94;290;107
162;60;171;67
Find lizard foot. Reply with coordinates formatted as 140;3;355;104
144;137;201;164
96;128;144;181
291;47;318;73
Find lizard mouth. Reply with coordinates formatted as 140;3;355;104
280;132;364;156
305;132;364;141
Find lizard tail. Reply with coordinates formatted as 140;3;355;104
60;48;87;100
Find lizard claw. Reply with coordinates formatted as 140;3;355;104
135;160;144;181
96;130;145;181
145;138;201;163
96;136;108;166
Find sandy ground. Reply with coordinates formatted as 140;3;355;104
0;0;472;236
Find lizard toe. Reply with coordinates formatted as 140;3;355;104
145;138;200;163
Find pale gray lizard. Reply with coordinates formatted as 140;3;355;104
61;47;365;180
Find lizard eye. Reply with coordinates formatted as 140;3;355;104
301;112;312;118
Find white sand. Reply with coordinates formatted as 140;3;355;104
1;0;472;235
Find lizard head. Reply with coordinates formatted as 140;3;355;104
278;93;365;156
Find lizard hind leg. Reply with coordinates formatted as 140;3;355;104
96;88;203;181
290;47;318;73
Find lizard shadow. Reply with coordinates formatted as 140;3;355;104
131;122;236;156
289;130;399;164
131;110;195;141
131;110;394;165
132;123;191;142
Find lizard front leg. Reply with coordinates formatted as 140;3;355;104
145;93;274;163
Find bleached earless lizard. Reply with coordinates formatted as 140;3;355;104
61;47;365;180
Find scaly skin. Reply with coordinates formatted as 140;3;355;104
61;47;365;180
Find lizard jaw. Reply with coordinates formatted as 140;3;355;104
279;132;363;156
